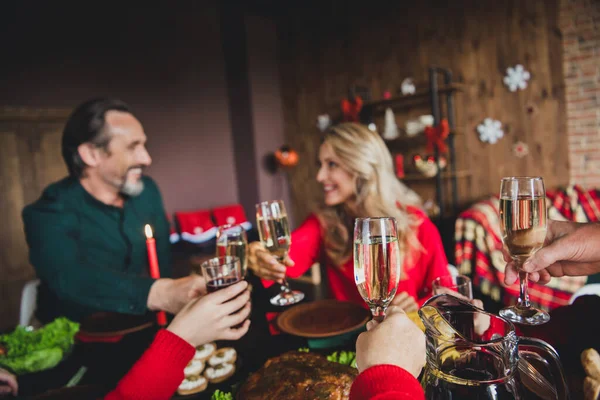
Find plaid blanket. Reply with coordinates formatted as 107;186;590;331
455;185;595;311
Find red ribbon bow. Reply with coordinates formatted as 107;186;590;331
341;96;363;122
424;119;450;154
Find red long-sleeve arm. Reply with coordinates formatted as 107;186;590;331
286;214;323;279
350;365;425;400
104;330;194;400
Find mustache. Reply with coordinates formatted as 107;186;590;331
127;165;146;173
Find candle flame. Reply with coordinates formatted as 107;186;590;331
144;224;153;239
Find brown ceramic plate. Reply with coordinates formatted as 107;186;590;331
78;312;154;337
277;300;370;338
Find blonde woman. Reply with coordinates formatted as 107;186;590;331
248;123;450;311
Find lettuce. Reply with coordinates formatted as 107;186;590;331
211;389;233;400
0;317;79;375
326;351;357;368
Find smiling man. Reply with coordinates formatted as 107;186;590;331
22;98;204;323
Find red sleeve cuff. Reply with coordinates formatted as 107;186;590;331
105;329;195;400
350;365;424;400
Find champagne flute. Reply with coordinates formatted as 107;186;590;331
499;176;550;325
216;224;248;277
354;217;402;322
255;200;305;306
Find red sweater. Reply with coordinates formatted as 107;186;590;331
105;330;424;400
277;208;449;306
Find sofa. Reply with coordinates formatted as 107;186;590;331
455;184;600;312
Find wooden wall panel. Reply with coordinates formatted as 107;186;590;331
0;108;69;331
278;0;569;223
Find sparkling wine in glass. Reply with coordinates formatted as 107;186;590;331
256;200;304;306
216;224;248;277
499;176;549;325
354;217;402;322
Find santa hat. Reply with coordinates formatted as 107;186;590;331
212;204;252;231
175;209;218;243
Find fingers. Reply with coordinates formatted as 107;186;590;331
537;269;552;284
283;255;295;267
222;301;252;327
0;372;17;395
366;320;379;331
387;305;407;316
220;289;251;315
209;280;248;304
504;261;519;285
188;275;207;298
223;310;250;340
470;299;484;309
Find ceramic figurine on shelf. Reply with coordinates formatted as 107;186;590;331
382;108;399;140
401;78;416;95
413;155;438;177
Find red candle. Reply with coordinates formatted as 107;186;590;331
145;224;167;327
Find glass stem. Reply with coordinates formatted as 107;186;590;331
371;306;385;323
517;266;531;309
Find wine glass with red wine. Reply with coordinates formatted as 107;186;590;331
499;176;549;325
201;255;243;293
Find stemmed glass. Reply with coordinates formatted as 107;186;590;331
499;176;550;325
255;200;304;306
353;217;402;322
216;224;248;277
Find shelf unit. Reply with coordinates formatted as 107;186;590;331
359;67;464;217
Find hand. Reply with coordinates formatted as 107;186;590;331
147;275;206;314
504;220;600;286
247;241;293;282
390;292;418;312
355;306;425;377
167;280;251;347
0;368;17;397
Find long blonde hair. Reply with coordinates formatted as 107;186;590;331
317;122;422;266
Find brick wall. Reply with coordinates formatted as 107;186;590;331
561;0;600;186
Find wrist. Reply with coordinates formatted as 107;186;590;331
147;278;172;311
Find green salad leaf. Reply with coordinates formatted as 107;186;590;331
0;317;79;375
297;347;310;353
211;389;233;400
326;351;357;368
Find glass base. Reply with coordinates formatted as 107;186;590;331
500;305;550;325
270;290;305;306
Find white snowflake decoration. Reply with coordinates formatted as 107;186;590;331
477;118;504;144
503;64;530;92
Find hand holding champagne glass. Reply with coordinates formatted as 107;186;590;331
499;176;550;325
354;217;402;322
255;200;304;306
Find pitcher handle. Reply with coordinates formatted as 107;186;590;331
518;337;571;400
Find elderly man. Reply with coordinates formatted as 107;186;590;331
22;98;203;323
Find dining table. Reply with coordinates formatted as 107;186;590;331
14;249;600;400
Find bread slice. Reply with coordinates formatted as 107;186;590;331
184;359;205;377
204;362;236;384
208;347;237;367
177;375;208;396
582;348;600;380
193;342;216;362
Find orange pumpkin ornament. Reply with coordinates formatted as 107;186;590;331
274;146;299;168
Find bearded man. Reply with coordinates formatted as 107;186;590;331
22;98;204;323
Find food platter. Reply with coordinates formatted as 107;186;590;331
276;300;370;338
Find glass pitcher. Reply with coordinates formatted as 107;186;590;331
418;294;570;400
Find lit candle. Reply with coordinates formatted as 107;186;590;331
145;224;167;327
